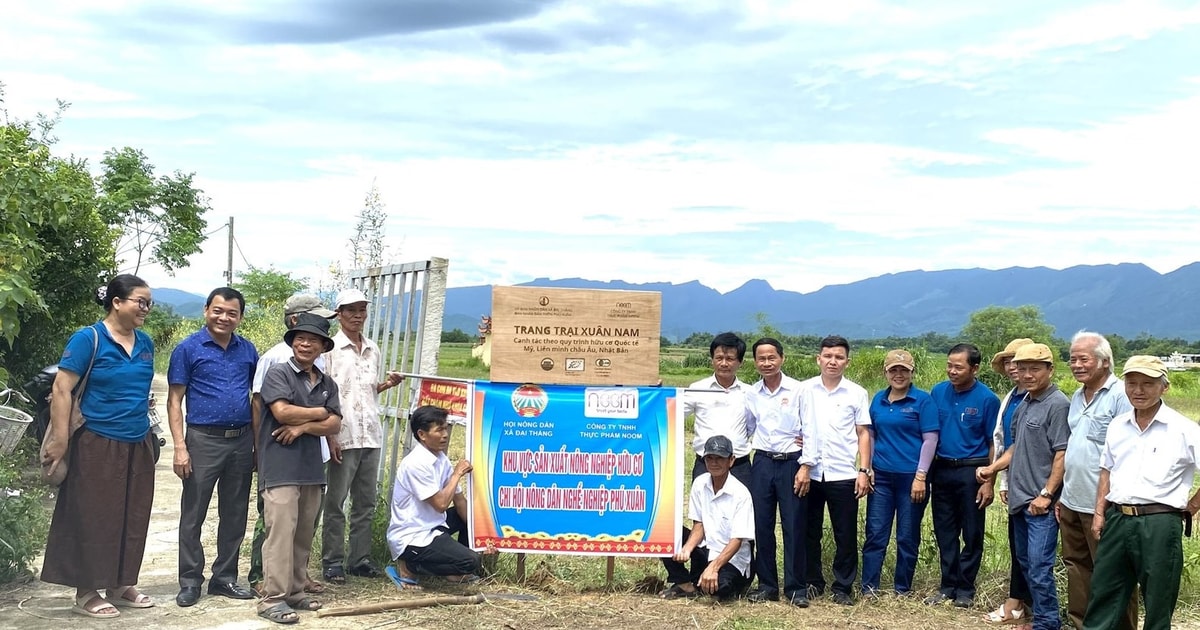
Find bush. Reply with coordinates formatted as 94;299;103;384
0;442;49;584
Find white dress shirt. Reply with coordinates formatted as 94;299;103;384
801;375;871;482
689;472;755;576
387;442;452;558
1102;402;1200;510
683;375;752;458
747;373;806;455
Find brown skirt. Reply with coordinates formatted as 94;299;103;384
41;429;155;589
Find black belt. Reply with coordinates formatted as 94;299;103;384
1113;502;1191;537
188;424;250;438
935;456;990;468
756;449;802;461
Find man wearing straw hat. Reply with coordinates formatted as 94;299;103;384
1083;356;1200;630
320;288;404;584
977;343;1069;630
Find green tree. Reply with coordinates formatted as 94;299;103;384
234;265;307;311
959;305;1056;355
0;96;114;379
441;328;472;343
98;147;210;275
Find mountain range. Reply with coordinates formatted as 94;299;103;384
158;263;1200;341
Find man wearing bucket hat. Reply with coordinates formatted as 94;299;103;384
248;295;336;595
1083;356;1200;630
256;313;343;624
321;288;404;584
977;343;1069;630
984;338;1034;625
659;434;755;601
1060;332;1136;630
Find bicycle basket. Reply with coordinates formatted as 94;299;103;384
0;406;33;456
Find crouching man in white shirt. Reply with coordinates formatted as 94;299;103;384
385;406;481;589
659;435;755;602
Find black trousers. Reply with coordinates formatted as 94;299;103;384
399;511;480;577
751;455;806;596
178;428;254;588
804;478;858;596
661;526;750;599
930;463;986;599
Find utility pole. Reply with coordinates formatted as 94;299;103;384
225;216;234;286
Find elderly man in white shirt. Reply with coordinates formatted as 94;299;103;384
320;288;404;584
1060;332;1136;630
797;335;872;606
1084;356;1200;630
683;332;753;488
744;338;815;607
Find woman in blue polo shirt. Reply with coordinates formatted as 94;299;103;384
41;274;158;619
861;349;939;596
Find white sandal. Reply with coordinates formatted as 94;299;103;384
983;604;1028;624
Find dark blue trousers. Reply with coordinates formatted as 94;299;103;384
750;454;806;597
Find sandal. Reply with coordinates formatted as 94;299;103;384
258;602;299;625
290;597;322;611
108;586;155;608
984;604;1028;624
385;565;422;591
73;593;120;619
322;565;347;585
659;583;701;599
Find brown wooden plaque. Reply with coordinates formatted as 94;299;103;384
489;286;661;385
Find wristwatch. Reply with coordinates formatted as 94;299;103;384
858;467;873;477
1038;488;1053;498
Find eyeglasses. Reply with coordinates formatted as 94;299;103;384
125;297;154;311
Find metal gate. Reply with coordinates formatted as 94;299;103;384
345;257;448;492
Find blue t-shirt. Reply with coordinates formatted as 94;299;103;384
869;386;940;473
59;322;154;443
930;379;1000;460
1000;388;1025;449
167;327;258;427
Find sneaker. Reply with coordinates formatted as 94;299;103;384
322;565;347;585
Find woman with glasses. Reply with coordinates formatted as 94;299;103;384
41;274;158;619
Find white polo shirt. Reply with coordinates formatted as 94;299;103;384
1102;402;1200;510
689;472;755;576
387;442;452;558
684;375;752;458
747;373;805;455
801;375;871;482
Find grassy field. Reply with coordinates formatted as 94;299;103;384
427;341;1200;628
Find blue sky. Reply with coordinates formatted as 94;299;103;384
3;0;1198;297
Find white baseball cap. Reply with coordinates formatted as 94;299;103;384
335;288;370;311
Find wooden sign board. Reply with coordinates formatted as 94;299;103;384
490;286;661;385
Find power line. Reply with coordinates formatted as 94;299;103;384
231;234;253;270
